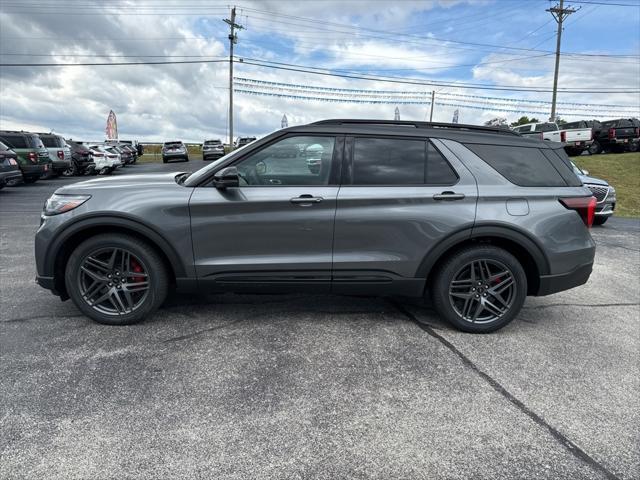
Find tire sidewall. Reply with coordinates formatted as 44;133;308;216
65;234;168;325
431;246;528;333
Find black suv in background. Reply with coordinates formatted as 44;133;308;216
0;131;50;183
66;140;96;176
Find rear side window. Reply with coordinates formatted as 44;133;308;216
542;148;583;187
534;123;557;132
0;134;27;148
40;136;58;148
465;144;567;187
28;135;45;148
351;138;457;185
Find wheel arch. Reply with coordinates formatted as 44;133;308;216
47;215;185;299
417;225;550;296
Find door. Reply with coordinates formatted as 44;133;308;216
189;134;342;292
332;136;477;296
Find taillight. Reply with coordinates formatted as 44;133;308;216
608;128;616;139
27;152;37;163
635;127;639;137
560;131;566;142
590;129;594;140
539;133;544;140
57;150;64;160
93;152;104;157
560;196;597;228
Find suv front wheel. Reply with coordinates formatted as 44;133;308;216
65;234;169;325
431;246;527;333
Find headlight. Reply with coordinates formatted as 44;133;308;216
44;194;91;216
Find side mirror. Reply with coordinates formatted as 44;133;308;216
213;166;239;189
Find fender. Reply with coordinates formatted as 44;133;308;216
43;213;188;278
415;223;550;278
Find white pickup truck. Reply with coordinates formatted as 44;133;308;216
512;122;593;156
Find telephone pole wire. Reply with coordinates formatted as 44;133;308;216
224;7;243;150
547;0;577;121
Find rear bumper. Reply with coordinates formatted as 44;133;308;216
21;163;47;176
52;160;72;170
0;169;23;185
536;262;593;296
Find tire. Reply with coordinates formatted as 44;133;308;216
588;141;602;155
162;158;168;164
65;234;169;325
431;245;527;333
23;176;38;184
184;155;189;162
62;162;78;177
593;216;608;226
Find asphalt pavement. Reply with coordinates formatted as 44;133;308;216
1;161;638;479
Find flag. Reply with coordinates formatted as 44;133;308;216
452;109;459;124
281;114;288;128
106;110;118;140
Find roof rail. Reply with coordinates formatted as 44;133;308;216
311;119;519;136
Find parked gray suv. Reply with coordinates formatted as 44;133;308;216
35;120;596;333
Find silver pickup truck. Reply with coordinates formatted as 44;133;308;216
512;122;593;156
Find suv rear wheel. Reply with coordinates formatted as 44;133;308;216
431;246;527;333
65;234;169;325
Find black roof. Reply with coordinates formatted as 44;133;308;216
311;119;518;136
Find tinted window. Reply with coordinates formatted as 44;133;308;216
205;140;221;145
465;144;567;187
562;121;585;130
534;123;557;132
351;138;457;185
427;142;458;184
40;136;58;148
0;134;27;149
353;138;424;185
235;135;335;186
542;148;583;187
28;135;44;148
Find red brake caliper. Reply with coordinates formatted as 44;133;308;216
130;258;144;283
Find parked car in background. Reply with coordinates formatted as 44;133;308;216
512;122;593;156
202;139;225;160
561;120;603;155
109;145;132;165
36;119;596;333
0;140;23;189
0;130;50;183
572;161;615;225
105;141;137;164
65;140;96;176
37;133;72;176
235;137;257;148
162;141;189;163
592;118;640;153
87;144;119;174
122;145;138;163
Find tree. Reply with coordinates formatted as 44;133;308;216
510;116;539;127
484;117;507;127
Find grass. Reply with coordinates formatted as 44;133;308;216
572;152;640;218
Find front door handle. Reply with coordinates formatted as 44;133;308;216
290;195;323;206
433;191;466;201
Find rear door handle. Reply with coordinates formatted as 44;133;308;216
290;195;323;206
433;191;466;201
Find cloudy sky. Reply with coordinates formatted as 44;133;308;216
0;0;639;143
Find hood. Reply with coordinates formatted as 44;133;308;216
579;173;609;187
56;172;189;194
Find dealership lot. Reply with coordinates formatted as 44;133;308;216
1;162;638;479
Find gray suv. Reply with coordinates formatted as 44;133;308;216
35;120;596;333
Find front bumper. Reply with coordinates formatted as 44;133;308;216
537;262;593;296
596;202;615;217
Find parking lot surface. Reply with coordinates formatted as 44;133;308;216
1;162;639;479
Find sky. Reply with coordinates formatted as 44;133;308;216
0;0;639;143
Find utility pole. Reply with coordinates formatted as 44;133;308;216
429;91;435;122
547;0;577;121
224;7;243;150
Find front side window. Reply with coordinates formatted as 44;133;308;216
351;138;457;185
235;136;335;186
